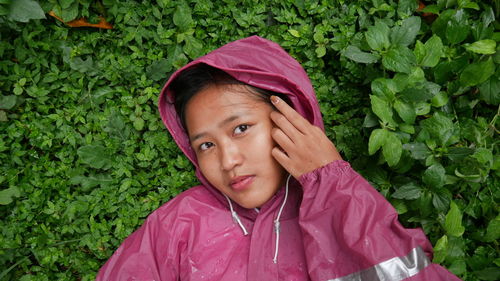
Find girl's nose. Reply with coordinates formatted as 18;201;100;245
220;142;243;171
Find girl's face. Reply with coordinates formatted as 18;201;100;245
185;84;286;209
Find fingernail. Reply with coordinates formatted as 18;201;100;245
271;96;279;104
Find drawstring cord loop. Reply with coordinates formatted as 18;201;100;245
273;174;292;264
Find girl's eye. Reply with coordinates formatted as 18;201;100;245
199;142;214;151
234;124;249;135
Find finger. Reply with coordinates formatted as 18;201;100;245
271;147;297;177
270;96;310;133
271;127;295;153
270;111;303;142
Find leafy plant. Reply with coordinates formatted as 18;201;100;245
0;0;498;280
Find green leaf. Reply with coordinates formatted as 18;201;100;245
433;235;448;263
146;58;171;82
59;0;74;9
473;148;493;165
69;174;113;190
173;3;193;31
421;112;458;146
393;99;416;124
343;46;379;63
382;45;416;73
365;20;391;51
433;188;451;212
77;145;113;169
0;95;16;110
0;186;21;205
390;16;421;47
315;45;326;58
371;78;398;100
368;128;389;155
133;117;145;131
288;29;300;37
445;201;465;237
446;9;469;45
397;0;418;18
61;2;79;22
423;163;446;188
478;75;500;105
431;91;449;107
392;182;422;200
484;215;500;242
446;147;474;161
8;0;46;22
474;267;500;281
464;39;496;54
403;143;431;160
184;35;204;59
460;58;495;87
382;132;402;167
370;95;396;127
417;35;444;67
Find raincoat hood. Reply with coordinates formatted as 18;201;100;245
158;35;323;173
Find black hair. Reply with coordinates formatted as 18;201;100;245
169;64;289;129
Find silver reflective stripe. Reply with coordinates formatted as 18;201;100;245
328;246;430;281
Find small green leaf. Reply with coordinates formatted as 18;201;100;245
288;29;300;38
418;35;444;67
184;35;204;59
8;0;46;22
382;45;416;73
368;128;389;155
61;2;79;22
371;78;398;100
315;45;326;58
423;163;446;188
474;267;500;281
365;20;391;51
460;58;495;87
445;201;465;237
391;16;421;47
370;95;396;127
343;46;379;63
133;117;145;131
464;39;496;55
382;132;402;167
146;59;171;82
392;182;422;200
0;95;16;110
394;99;416;124
431;92;449;107
397;0;418;18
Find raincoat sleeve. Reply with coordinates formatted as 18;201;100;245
95;201;186;281
298;160;461;281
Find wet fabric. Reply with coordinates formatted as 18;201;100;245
95;36;461;281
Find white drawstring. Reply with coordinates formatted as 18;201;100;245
273;174;292;264
224;194;249;236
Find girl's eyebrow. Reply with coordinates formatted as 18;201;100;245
189;114;244;142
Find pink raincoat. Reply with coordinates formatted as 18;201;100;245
96;36;461;281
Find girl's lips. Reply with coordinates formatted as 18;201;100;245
230;175;255;191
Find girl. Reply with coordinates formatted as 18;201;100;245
96;36;460;281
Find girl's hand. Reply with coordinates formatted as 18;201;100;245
270;96;342;179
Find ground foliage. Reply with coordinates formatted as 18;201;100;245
0;0;498;280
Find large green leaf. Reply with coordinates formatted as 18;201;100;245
365;20;391;51
8;0;46;22
415;35;444;67
0;95;16;110
445;201;465;237
173;3;193;31
382;132;402;167
370;95;396;127
343;46;380;63
478;74;500;105
368;128;389;155
390;16;421;47
392;182;422;200
460;58;495;87
393;99;416;124
382;45;416;73
446;9;470;45
0;187;21;205
464;39;497;54
423;163;446;189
